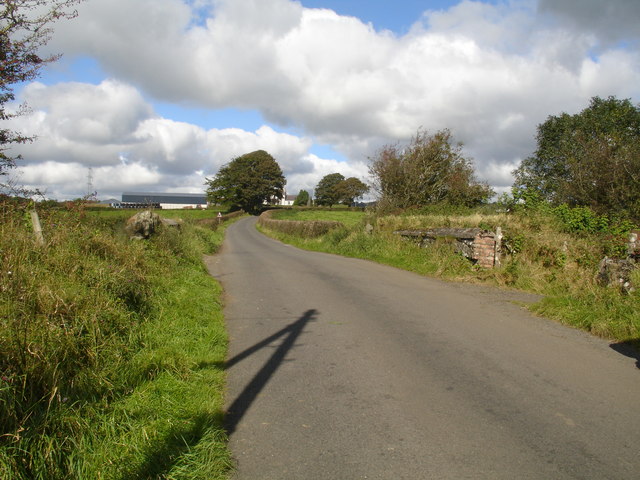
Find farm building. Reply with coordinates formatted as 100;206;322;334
117;192;208;209
279;194;298;206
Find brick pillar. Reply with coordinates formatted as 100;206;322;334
473;232;498;268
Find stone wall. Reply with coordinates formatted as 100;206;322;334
597;232;640;293
394;227;502;268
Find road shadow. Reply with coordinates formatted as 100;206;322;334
225;309;318;435
609;340;640;369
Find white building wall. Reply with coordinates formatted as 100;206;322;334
160;203;207;209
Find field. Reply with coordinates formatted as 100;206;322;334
269;208;366;227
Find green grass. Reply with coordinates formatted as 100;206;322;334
88;208;225;221
269;208;366;227
71;262;231;479
0;202;236;479
257;225;473;280
259;209;640;346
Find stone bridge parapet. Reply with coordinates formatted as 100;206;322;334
394;227;503;268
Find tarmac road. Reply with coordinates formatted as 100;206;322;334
206;216;640;480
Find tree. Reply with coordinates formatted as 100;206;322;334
293;189;310;206
369;128;493;211
314;173;370;207
513;96;640;218
1;0;82;178
314;173;345;207
334;177;369;206
205;150;285;213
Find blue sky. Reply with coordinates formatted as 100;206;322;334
301;0;456;33
6;0;640;200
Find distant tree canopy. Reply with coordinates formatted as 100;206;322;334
369;128;493;211
513;96;640;219
293;189;310;206
315;173;344;207
315;173;369;207
205;150;285;213
334;176;369;206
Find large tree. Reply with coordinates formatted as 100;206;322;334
513;96;640;218
205;150;285;213
369;128;493;211
314;173;369;207
314;173;345;207
1;0;82;178
334;177;369;206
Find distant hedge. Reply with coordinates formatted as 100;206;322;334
196;210;245;228
257;210;343;237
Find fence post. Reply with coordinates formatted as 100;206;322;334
494;227;503;267
30;210;45;246
629;232;638;258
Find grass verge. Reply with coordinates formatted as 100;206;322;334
1;202;235;479
71;259;232;479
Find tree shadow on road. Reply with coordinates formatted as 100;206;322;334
224;309;318;435
609;340;640;369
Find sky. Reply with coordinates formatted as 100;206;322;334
5;0;640;201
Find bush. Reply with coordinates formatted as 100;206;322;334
369;128;493;212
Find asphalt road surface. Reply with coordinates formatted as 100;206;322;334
206;217;640;480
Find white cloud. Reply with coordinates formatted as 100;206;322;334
10;0;640;200
286;154;371;196
7;80;335;198
17;161;163;199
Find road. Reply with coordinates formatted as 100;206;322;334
206;217;640;479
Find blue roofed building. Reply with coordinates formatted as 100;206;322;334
116;192;208;209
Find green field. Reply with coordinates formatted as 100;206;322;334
269;208;366;227
88;208;225;220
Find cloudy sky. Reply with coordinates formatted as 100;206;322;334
6;0;640;200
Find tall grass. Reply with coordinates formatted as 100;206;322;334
0;200;234;479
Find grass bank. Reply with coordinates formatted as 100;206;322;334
1;201;235;479
258;208;640;347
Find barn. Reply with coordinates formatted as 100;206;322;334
117;192;208;209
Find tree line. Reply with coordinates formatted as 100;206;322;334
204;96;639;221
203;151;370;212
